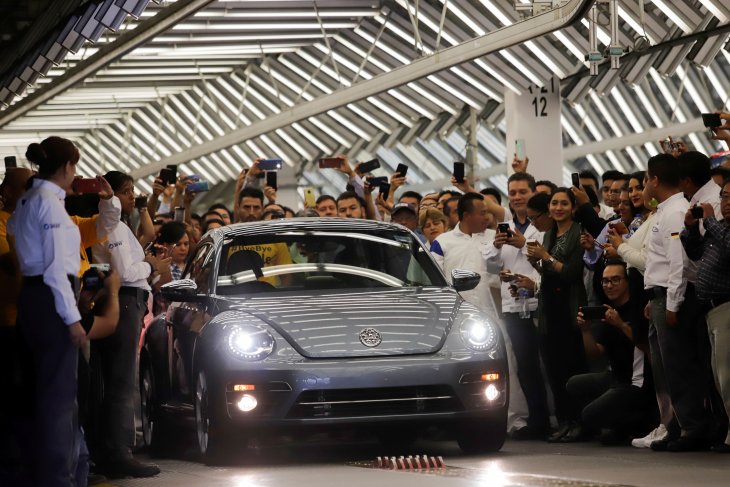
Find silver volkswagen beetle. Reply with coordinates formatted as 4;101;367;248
139;218;508;463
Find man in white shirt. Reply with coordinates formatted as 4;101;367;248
644;153;712;452
484;172;550;439
430;192;528;432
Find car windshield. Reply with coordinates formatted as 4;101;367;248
215;229;446;294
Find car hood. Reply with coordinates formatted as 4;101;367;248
224;288;462;358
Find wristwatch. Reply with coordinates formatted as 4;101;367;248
543;255;556;267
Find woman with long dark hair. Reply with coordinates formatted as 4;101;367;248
527;188;588;442
91;170;167;478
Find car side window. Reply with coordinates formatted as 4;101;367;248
186;244;214;294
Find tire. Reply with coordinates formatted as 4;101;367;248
457;409;508;454
139;359;172;457
195;370;234;465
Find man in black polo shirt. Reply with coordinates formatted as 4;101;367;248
681;178;730;453
564;260;655;444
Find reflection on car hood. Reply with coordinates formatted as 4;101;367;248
225;288;462;358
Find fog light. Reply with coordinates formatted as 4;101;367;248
237;394;258;412
485;384;499;401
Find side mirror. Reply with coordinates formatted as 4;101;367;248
451;269;481;292
161;278;200;302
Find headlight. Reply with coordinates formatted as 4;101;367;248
460;317;498;352
227;325;274;360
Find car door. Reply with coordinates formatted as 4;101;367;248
166;242;216;402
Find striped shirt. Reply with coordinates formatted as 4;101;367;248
681;216;730;303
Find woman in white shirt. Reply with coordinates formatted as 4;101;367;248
9;137;88;486
92;170;166;478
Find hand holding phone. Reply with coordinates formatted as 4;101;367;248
581;306;607;321
4;156;17;169
266;172;278;190
497;222;513;237
395;163;409;177
702;113;722;128
259;159;283;171
453;162;465;183
174;206;185;222
357;158;380;174
690;206;704;219
608;221;629;235
303;188;316;208
74;178;102;194
319;157;342;169
571;172;580;188
159;168;176;186
135;195;147;209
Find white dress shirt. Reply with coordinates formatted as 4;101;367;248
8;179;81;325
93;220;151;290
644;192;689;312
617;212;656;274
483;222;543;313
430;223;497;313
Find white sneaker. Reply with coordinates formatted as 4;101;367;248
631;424;668;448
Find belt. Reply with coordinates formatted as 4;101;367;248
646;286;667;299
119;286;150;302
23;274;80;299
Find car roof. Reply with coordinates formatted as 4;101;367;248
207;218;411;241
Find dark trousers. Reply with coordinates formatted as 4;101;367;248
503;312;550;430
95;292;145;461
649;292;711;439
16;283;79;487
540;326;587;423
567;371;656;435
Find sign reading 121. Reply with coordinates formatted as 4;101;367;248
528;78;557;118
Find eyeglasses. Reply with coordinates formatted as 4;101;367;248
526;213;543;223
601;276;625;286
720;192;730;201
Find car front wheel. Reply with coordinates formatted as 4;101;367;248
195;370;232;465
457;408;508;454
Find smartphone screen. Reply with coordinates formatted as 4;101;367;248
319;157;342;169
581;306;607;320
174;207;185;222
266;171;278;190
367;176;388;187
358;158;380;173
134;195;147;209
497;223;511;235
259;159;283;171
395;163;408;177
701;113;722;128
691;206;704;219
4;156;17;168
379;183;391;196
571;172;580;188
166;164;178;180
453;162;465;183
515;139;526;160
159;168;176;185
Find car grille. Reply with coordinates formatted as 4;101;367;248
287;385;463;419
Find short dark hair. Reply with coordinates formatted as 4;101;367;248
202;218;225;233
202;210;221;221
157;221;187;245
441;196;460;217
336;190;365;208
208;203;232;221
603;258;628;276
613;173;630;184
647;153;681;188
316;194;335;205
479;187;502;205
239;186;264;204
710;166;730;180
457;192;484;220
399;190;423;204
535;179;558;193
578;170;599;188
103;170;133;192
527;192;551;213
602;170;624;183
508;172;537;191
677;151;711;188
439;190;460;199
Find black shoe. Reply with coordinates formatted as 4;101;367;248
650;437;672;451
711;443;730;453
511;425;549;441
558;423;586;443
666;436;711;452
98;458;161;479
547;423;571;443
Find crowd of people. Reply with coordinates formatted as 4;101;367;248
1;113;730;486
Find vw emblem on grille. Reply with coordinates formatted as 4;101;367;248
359;328;382;347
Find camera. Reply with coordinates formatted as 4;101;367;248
82;265;109;291
690;206;704;219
